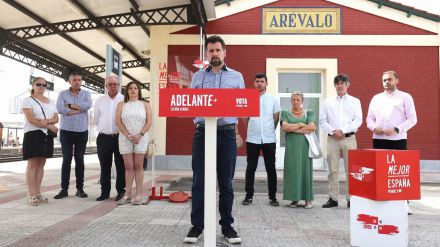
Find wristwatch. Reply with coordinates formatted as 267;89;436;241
394;127;400;133
140;132;144;136
67;103;71;109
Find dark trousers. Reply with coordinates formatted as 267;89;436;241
245;142;277;199
60;130;88;191
191;126;237;229
373;139;407;150
97;134;125;195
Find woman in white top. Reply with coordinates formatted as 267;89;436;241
21;77;59;206
116;82;152;205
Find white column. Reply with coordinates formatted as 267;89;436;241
204;117;217;247
150;26;170;156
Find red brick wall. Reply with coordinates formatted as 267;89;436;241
174;0;433;35
167;45;439;160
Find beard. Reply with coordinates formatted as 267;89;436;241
210;58;222;67
384;84;395;90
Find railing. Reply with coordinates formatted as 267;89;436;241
0;146;97;163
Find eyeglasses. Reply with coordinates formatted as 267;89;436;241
35;83;47;87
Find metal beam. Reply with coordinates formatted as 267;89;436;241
129;0;150;37
2;0;148;90
4;4;195;42
130;8;151;37
190;0;207;38
1;39;105;93
69;0;148;68
83;59;149;74
367;0;440;22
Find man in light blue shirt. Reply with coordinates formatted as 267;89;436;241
54;71;92;199
184;35;244;245
242;73;281;206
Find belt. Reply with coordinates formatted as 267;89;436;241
196;124;235;131
328;132;355;138
99;133;119;137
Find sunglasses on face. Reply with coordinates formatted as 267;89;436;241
35;83;47;87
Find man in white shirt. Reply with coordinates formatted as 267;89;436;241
242;73;281;206
94;75;125;201
320;74;362;208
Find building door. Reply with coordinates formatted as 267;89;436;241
276;72;324;170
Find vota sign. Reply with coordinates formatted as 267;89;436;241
348;149;420;201
159;88;260;117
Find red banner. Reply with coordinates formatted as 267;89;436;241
159;88;260;117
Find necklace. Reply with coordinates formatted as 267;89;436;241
291;108;303;114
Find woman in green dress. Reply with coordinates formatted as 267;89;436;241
281;91;316;208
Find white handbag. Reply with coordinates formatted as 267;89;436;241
304;132;323;159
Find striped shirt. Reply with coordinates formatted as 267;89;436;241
56;88;92;132
191;65;245;125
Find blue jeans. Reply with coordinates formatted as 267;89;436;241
60;130;88;191
191;126;237;228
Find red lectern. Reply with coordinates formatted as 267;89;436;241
160;88;259;247
348;149;420;201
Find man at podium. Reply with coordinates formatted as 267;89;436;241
184;35;245;245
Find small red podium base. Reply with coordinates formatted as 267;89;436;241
145;186;191;204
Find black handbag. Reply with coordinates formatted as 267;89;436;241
30;96;58;138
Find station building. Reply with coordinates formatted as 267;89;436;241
149;0;440;170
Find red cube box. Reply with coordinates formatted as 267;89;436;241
348;149;420;201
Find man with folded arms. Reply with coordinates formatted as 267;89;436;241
54;71;92;199
320;74;362;208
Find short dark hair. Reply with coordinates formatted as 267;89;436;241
255;73;267;82
69;70;82;78
205;35;226;50
383;70;398;79
334;74;350;84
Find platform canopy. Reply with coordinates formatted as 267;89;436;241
0;0;216;93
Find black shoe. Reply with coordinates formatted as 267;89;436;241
54;190;68;199
241;196;253;205
222;226;241;244
322;198;338;208
183;226;203;243
269;198;279;207
96;194;109;201
115;192;124;201
76;189;88;198
347;201;350;208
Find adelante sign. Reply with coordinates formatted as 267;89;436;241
262;7;341;34
159;88;260;117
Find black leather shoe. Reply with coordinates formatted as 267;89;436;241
322;198;338;208
96;194;109;201
76;189;88;198
54;190;68;199
347;201;350;208
115;192;124;201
